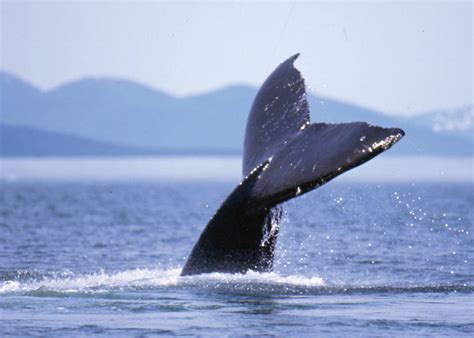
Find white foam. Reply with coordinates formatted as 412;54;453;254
0;268;325;294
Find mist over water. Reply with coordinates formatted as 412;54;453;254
1;155;472;182
0;178;472;336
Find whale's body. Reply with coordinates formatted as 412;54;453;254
181;54;404;276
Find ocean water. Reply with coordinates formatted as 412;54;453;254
0;180;472;336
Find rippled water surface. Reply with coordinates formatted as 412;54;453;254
1;181;473;336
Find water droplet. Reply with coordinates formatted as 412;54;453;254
295;186;301;196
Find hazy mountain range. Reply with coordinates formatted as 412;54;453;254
1;71;472;157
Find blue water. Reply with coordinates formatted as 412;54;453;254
1;180;472;336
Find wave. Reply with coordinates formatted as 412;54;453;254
0;268;471;296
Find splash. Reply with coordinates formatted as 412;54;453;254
0;268;325;295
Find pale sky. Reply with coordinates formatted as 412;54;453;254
1;1;472;116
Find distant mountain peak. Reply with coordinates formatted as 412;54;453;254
432;106;473;132
0;70;42;95
46;76;175;100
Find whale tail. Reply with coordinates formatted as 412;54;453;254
180;54;404;276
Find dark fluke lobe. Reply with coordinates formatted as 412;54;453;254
180;54;404;276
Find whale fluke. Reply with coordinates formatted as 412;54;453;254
180;54;404;276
